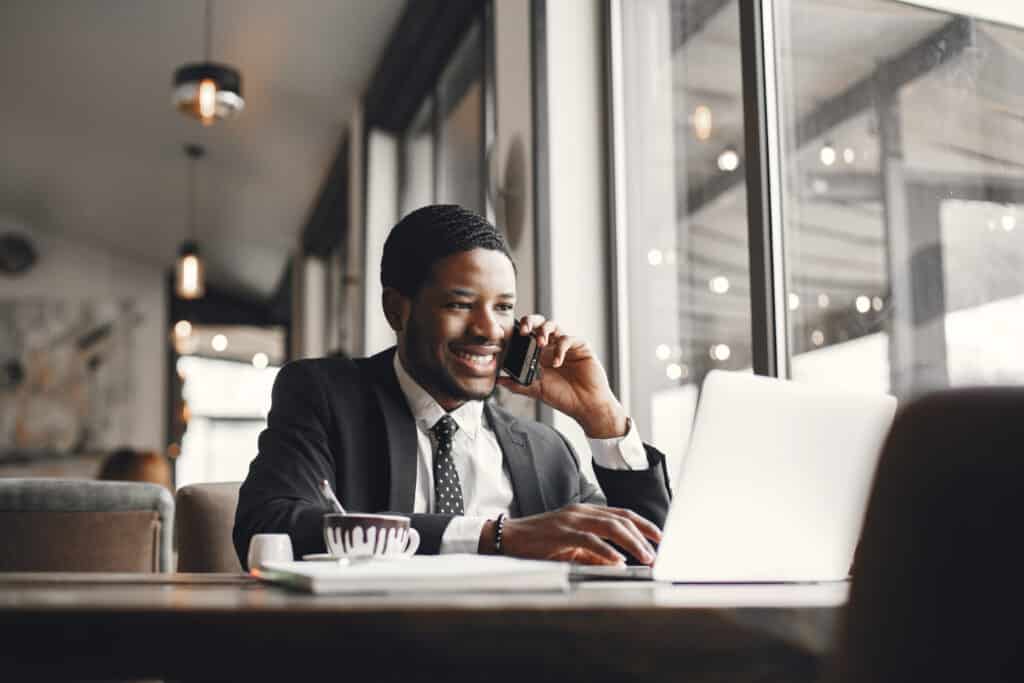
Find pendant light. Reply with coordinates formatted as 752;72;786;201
176;144;206;300
172;0;244;126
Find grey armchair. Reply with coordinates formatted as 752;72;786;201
174;481;243;572
0;478;174;572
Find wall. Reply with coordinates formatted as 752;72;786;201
363;129;400;355
543;0;613;459
2;222;166;453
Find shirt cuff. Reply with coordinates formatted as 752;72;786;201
588;417;648;471
439;515;490;554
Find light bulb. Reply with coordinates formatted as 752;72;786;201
708;276;730;294
788;293;800;310
693;105;713;141
817;293;830;308
842;148;856;164
212;334;228;352
174;320;192;338
655;344;671;361
811;329;825;346
198;79;217;123
820;143;836;166
855;295;871;313
717;148;740;172
252;352;269;369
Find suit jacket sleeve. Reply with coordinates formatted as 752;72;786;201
592;444;672;529
233;361;339;568
556;431;672;529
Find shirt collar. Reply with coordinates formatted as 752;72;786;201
392;352;484;440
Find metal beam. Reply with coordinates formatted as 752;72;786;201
671;0;731;52
687;17;975;218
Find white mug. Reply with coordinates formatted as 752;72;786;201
247;533;294;571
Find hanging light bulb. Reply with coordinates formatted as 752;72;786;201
819;142;837;166
175;144;206;300
172;0;244;125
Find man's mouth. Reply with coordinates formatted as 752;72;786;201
449;345;501;374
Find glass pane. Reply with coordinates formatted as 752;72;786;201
774;1;1024;398
617;0;752;484
437;22;484;213
400;96;435;216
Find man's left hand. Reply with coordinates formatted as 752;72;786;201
496;314;629;439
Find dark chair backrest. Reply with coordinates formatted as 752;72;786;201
835;387;1024;682
174;481;243;572
0;478;175;572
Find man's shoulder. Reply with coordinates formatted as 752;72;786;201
276;348;395;391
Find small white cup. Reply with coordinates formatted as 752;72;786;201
247;533;294;571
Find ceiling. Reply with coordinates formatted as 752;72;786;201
0;0;405;300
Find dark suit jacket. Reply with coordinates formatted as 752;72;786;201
233;347;671;566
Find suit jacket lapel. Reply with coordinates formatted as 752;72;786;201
486;403;547;516
364;349;418;512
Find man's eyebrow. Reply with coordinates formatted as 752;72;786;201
445;288;516;299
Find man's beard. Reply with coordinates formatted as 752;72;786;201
404;317;498;404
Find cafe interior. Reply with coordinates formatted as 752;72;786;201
1;0;1022;680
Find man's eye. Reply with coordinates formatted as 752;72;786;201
446;302;472;310
496;304;515;313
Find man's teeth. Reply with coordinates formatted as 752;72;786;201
454;350;495;364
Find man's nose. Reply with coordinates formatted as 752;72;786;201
468;308;505;341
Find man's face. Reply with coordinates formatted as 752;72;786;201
396;248;517;411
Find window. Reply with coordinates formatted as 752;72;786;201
773;1;1024;397
612;0;752;482
397;19;488;217
173;325;283;487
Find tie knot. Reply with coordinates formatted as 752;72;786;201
431;414;458;441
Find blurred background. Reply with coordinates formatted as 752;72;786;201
1;0;1022;492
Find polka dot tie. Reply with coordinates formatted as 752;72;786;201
431;414;464;515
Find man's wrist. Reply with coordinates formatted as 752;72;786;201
477;520;497;555
580;403;630;439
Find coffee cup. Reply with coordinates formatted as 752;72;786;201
323;513;420;560
247;533;294;571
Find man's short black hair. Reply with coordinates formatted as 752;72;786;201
381;204;515;297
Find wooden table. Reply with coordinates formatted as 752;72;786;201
0;573;846;682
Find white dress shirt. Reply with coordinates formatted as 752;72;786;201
392;353;648;553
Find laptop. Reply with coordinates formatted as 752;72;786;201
571;370;897;583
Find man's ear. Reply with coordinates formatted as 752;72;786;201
382;287;411;333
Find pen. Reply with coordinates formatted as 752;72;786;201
319;479;347;514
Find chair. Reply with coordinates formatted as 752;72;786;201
0;478;174;572
834;387;1024;682
174;481;243;572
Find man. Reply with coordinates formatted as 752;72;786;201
233;205;671;568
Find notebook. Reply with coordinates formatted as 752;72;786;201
258;554;569;594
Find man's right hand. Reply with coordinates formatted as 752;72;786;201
478;504;661;565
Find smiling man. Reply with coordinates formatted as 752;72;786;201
234;205;671;567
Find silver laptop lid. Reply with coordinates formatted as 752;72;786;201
652;370;897;583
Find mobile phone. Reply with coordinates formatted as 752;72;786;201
502;329;541;385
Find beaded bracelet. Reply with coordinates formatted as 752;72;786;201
494;513;507;555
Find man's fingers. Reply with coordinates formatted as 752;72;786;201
603;507;663;544
549;335;575;367
575;512;655;564
565;531;625;565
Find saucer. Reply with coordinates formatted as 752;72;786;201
301;553;349;563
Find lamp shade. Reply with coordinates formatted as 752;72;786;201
173;62;244;126
175;240;206;300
